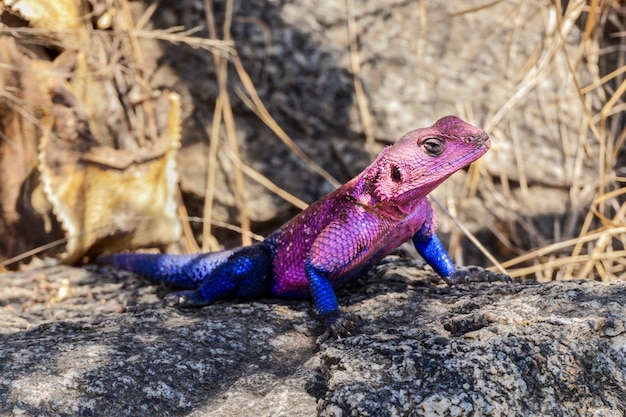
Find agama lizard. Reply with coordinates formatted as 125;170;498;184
98;116;508;342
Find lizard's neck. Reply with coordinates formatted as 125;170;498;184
349;174;430;221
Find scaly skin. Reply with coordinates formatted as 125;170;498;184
98;116;509;342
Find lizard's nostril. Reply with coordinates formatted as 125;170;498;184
467;133;488;143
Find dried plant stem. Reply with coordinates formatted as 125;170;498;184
0;238;68;268
231;57;341;188
580;65;626;95
203;0;251;247
500;226;626;268
202;94;224;252
226;154;308;211
0;26;234;53
168;91;199;252
555;0;626;280
117;0;154;145
575;188;626;280
346;0;376;160
448;0;505;17
177;189;201;253
431;196;508;275
186;217;265;242
485;0;587;132
509;250;626;279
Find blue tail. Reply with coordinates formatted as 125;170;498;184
98;249;239;289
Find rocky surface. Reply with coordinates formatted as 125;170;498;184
1;259;624;416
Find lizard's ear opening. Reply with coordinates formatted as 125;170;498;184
372;162;406;201
390;164;402;183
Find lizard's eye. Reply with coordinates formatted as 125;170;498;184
390;165;402;183
421;137;446;156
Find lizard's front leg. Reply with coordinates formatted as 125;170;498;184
411;228;510;284
305;260;355;344
305;214;387;343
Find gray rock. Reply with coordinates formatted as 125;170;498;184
1;258;624;416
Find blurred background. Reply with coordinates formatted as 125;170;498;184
0;0;624;282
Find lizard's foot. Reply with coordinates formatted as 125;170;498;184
163;290;212;308
316;311;357;345
444;266;511;286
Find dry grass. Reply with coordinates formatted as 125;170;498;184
492;0;626;281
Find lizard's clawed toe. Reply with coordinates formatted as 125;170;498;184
317;311;358;345
163;290;211;308
445;266;511;286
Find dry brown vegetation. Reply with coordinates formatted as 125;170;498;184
0;0;624;283
492;0;626;281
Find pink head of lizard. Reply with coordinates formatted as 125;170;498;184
352;115;490;214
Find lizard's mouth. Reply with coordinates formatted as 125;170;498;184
434;141;489;173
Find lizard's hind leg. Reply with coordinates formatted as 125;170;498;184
164;245;273;307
